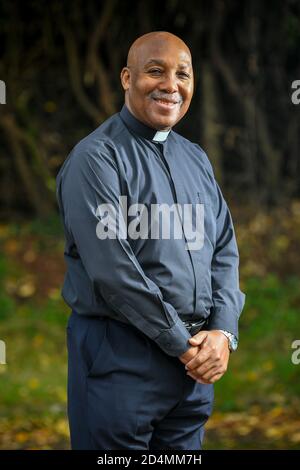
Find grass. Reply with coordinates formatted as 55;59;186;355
0;215;300;449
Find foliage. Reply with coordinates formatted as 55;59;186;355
0;208;299;449
0;0;299;216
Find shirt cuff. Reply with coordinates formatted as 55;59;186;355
206;306;240;339
154;317;192;357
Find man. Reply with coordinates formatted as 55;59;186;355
56;31;245;450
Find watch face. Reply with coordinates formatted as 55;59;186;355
230;337;238;351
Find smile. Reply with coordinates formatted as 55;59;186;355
152;98;179;109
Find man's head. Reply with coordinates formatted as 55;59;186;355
120;31;194;131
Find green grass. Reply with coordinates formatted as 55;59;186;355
0;238;300;448
0;298;69;420
213;275;300;412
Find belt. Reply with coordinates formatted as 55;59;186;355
182;318;207;336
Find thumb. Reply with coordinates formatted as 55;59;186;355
188;331;208;346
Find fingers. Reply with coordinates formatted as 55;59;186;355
202;371;223;383
185;341;219;370
188;357;217;376
184;331;230;384
185;334;229;372
185;350;211;371
185;348;228;383
188;331;208;346
190;358;227;381
186;367;224;384
186;371;199;382
190;358;227;382
187;373;209;384
201;364;222;381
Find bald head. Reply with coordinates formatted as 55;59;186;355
120;31;194;131
127;31;192;69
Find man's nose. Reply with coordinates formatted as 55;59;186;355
159;73;178;93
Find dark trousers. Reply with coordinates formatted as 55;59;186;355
66;310;214;450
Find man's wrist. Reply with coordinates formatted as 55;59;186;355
217;329;238;352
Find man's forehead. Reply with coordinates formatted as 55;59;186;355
135;47;192;68
141;39;190;54
128;34;192;68
144;58;192;68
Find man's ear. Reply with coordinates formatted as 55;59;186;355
120;67;130;91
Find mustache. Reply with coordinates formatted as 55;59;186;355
149;92;183;104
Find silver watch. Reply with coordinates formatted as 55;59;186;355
218;330;238;352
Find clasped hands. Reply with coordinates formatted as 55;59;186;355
178;330;230;384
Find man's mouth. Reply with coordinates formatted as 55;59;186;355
152;98;180;108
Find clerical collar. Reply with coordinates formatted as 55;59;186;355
119;104;171;142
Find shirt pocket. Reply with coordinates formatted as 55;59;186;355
196;190;212;207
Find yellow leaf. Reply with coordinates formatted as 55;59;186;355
18;280;36;298
28;378;40;390
15;432;28;443
55;419;69;437
247;371;259;382
290;433;300;443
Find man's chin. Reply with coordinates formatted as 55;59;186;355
148;115;178;131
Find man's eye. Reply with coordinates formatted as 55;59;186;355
148;69;163;75
178;72;190;79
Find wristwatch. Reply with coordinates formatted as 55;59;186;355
218;330;238;352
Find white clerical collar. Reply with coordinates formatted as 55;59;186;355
152;130;171;142
120;105;172;142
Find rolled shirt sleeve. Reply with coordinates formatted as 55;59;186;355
57;142;191;357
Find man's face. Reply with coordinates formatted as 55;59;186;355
121;36;194;130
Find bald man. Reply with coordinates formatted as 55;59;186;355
56;31;245;450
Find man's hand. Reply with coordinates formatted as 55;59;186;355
178;335;208;382
178;343;202;365
180;330;230;384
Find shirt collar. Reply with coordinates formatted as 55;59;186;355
119;104;171;142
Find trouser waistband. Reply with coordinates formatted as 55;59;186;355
182;318;207;335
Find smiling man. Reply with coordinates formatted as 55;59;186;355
56;31;245;450
122;32;193;130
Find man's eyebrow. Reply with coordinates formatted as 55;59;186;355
144;59;166;67
177;63;192;70
144;59;192;69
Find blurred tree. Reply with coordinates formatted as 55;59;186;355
0;0;299;216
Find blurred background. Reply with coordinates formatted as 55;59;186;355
0;0;299;449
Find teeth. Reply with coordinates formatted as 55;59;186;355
156;99;176;105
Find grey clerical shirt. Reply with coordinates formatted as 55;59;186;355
56;104;245;357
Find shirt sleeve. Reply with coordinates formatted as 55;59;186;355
56;141;191;357
206;181;246;339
